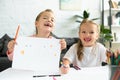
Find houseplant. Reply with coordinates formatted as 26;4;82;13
99;24;113;45
75;10;99;23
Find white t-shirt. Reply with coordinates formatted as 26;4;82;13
63;42;107;67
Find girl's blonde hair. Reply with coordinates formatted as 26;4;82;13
77;19;100;61
35;9;54;21
35;9;54;34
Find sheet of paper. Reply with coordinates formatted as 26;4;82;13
12;36;61;75
61;66;110;80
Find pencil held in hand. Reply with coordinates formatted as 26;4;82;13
7;25;20;54
14;25;20;41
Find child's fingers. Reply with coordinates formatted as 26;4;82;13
60;39;66;50
7;40;16;51
60;65;70;74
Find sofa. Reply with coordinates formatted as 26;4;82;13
0;34;13;72
0;34;79;72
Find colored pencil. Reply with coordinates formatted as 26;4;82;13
14;25;20;41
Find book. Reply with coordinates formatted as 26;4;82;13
108;0;118;8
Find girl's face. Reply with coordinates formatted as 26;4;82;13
79;22;99;47
35;11;55;34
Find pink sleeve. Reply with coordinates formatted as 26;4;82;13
6;50;13;61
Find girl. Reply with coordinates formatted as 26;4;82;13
7;9;66;61
60;19;107;74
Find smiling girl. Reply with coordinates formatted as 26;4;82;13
60;19;107;74
6;9;66;61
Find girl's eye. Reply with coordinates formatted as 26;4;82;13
51;19;54;22
43;17;54;22
82;31;86;33
90;31;94;34
43;17;47;19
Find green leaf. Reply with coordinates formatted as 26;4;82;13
103;29;111;34
100;25;104;32
100;24;113;43
100;25;111;34
104;34;113;41
83;10;89;19
76;20;81;23
91;18;100;21
74;15;83;19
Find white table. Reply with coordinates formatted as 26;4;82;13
0;66;110;80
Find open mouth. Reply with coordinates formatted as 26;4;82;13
84;38;91;42
44;22;52;27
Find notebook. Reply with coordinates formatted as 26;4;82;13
12;36;61;76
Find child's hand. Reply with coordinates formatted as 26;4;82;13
60;64;70;74
60;58;70;74
59;39;66;50
7;40;16;54
7;40;16;61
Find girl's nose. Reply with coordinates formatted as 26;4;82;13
85;33;90;36
47;18;51;22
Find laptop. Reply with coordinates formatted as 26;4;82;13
12;36;61;76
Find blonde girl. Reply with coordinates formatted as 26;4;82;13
61;19;107;74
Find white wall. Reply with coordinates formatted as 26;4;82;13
0;0;101;38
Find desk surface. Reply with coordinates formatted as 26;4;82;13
0;66;110;80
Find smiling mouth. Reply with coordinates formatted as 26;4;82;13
84;38;91;42
44;23;52;27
